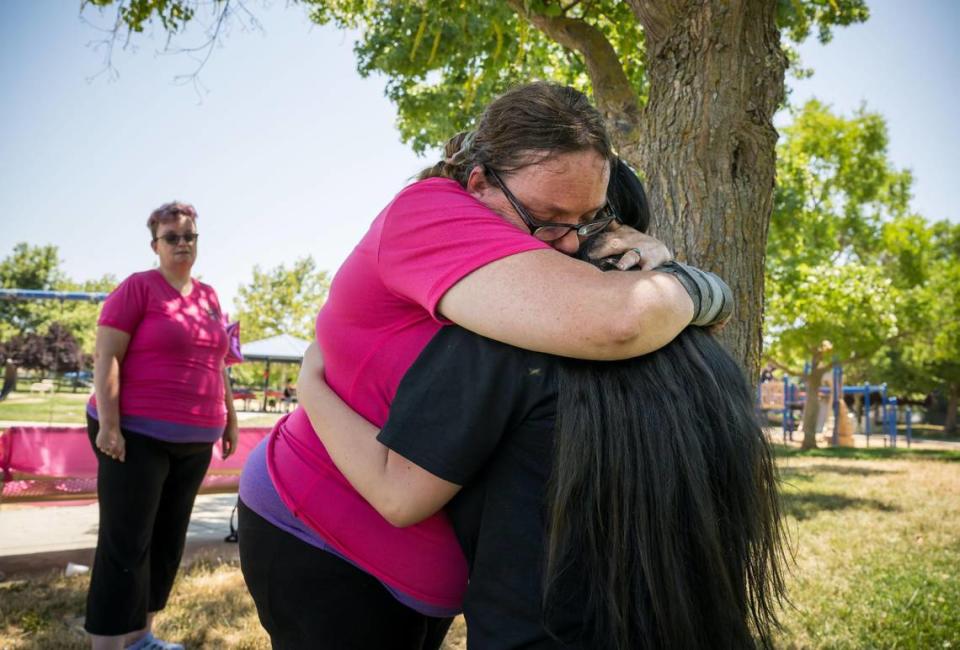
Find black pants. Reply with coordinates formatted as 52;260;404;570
85;415;213;636
238;499;452;650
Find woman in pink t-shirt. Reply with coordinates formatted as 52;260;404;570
238;83;711;649
86;202;238;650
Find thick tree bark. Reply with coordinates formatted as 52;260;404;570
514;0;784;377
629;0;786;377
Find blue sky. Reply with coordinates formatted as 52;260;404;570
1;1;957;312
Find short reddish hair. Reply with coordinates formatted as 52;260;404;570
146;201;198;238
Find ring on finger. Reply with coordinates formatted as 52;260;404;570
631;247;643;257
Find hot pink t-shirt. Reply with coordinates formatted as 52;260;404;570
265;177;550;611
87;270;228;443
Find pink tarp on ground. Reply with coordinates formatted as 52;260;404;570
0;426;270;503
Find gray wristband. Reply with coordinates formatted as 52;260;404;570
706;271;734;324
654;262;733;327
654;262;702;321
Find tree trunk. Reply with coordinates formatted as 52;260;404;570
800;363;828;450
946;382;959;435
630;0;786;377
0;360;17;400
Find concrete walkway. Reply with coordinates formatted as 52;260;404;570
0;413;279;578
0;493;240;577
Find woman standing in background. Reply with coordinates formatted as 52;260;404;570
86;201;238;650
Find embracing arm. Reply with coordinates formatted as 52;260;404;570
439;247;693;360
297;342;459;527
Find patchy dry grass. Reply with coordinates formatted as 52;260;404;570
2;448;958;648
773;447;960;648
0;557;270;650
0;555;467;649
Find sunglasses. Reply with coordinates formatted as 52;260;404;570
484;166;618;242
154;233;199;245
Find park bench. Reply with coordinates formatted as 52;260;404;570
29;379;55;394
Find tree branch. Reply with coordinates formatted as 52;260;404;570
506;0;641;143
625;0;685;46
763;356;802;378
81;0;262;95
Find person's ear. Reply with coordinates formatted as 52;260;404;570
150;238;158;254
465;165;490;199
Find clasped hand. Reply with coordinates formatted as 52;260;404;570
585;222;673;271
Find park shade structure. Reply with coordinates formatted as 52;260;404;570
238;334;312;411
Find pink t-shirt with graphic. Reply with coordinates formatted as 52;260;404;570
264;177;550;612
87;270;228;443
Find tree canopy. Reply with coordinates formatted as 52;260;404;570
0;243;116;352
230;255;330;388
765;100;959;443
77;0;870;377
766;101;911;359
82;0;869;154
232;255;330;342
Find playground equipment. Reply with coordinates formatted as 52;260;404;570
758;361;913;448
833;362;912;448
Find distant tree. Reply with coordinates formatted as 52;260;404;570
876;220;960;434
50;275;119;352
1;322;83;376
0;242;116;353
765;101;912;449
925;222;960;433
41;322;85;373
0;243;63;338
80;0;869;376
232;256;330;388
233;256;330;341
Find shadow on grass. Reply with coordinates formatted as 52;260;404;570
780;463;899;478
781;490;899;521
772;445;960;463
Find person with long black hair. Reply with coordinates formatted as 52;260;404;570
295;161;788;649
237;84;735;650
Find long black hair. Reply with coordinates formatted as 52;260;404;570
543;161;787;649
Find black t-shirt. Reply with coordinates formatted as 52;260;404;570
378;326;588;649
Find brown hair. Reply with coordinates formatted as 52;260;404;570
146;201;198;239
418;82;613;185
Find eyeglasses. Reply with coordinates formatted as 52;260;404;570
154;233;199;245
484;166;618;242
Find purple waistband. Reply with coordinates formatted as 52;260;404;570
86;403;223;444
239;437;457;618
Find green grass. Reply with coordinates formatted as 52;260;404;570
0;392;89;424
2;453;958;648
0;391;283;428
773;443;960;462
773;453;960;648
